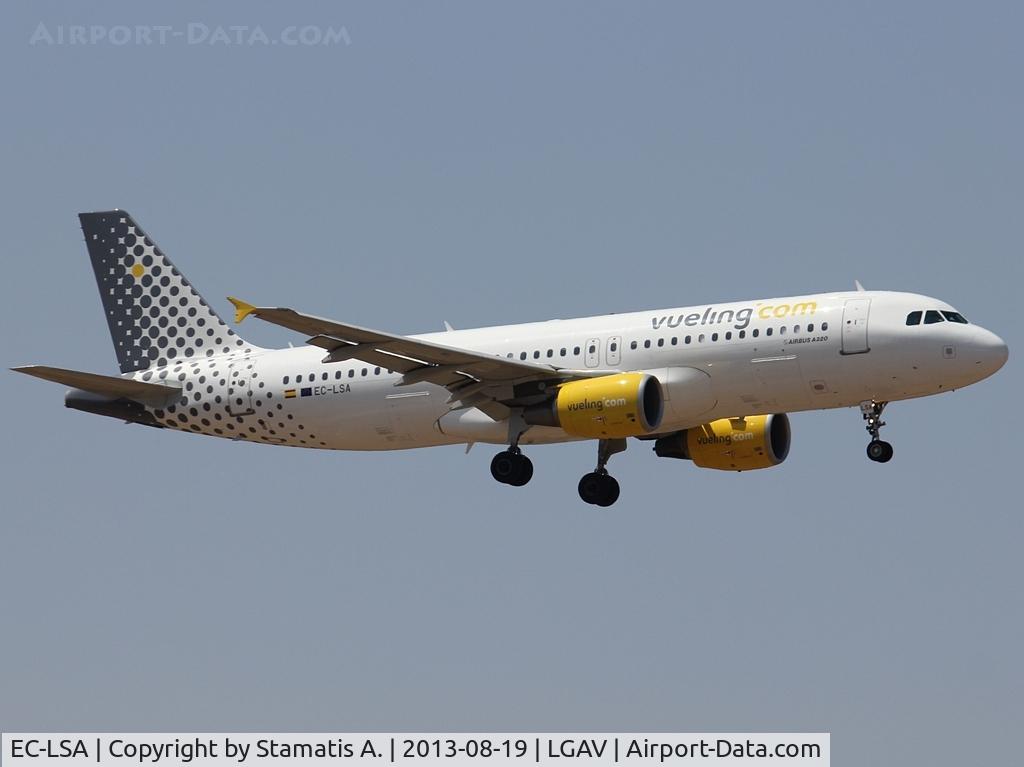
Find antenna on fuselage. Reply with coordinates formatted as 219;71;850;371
854;280;866;292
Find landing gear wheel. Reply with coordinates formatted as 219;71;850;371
866;440;894;463
860;400;894;464
507;454;534;486
596;475;620;506
578;473;604;505
490;450;533;486
578;471;620;507
490;451;516;483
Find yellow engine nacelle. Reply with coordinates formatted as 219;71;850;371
524;372;664;439
654;413;791;471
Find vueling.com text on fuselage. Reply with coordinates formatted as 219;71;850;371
651;301;818;331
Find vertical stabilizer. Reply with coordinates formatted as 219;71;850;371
79;210;255;373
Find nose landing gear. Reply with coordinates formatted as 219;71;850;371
866;440;894;462
578;438;626;507
860;400;894;463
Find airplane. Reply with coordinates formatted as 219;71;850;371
14;210;1008;506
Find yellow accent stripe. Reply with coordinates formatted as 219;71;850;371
227;296;257;324
284;389;297;399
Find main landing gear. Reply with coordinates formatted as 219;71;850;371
490;414;534;487
487;424;626;507
578;438;626;507
860;400;894;463
490;447;534;486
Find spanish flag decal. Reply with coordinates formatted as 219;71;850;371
284;389;297;399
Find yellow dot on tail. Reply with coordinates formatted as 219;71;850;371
131;263;144;278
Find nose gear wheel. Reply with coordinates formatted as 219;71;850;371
860;400;894;463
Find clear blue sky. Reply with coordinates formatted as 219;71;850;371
1;3;1020;764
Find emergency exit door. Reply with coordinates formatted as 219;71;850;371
606;336;621;366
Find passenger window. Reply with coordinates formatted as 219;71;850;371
779;326;786;335
283;376;289;384
752;329;759;338
793;325;799;333
671;337;677;345
546;349;553;358
335;371;342;380
942;311;969;324
711;333;718;342
609;342;617;352
348;369;355;378
630;341;637;350
766;328;773;336
739;330;746;339
924;310;945;324
520;352;527;360
361;368;367;376
698;334;705;342
297;374;303;383
807;324;814;332
685;335;692;344
588;344;596;354
905;311;922;326
821;322;829;331
533;350;540;359
644;340;651;349
573;346;581;355
657;338;664;347
725;331;732;340
322;372;328;381
374;367;381;375
560;348;567;356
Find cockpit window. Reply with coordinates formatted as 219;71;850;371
941;311;969;324
905;311;922;326
923;310;945;324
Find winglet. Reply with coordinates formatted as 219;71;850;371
227;297;257;324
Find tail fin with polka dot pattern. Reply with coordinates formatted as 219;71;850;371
79;210;256;374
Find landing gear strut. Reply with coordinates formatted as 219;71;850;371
578;438;626;507
860;400;894;463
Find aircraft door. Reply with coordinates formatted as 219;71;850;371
606;336;621;367
584;338;600;368
383;391;419;445
841;299;871;355
226;359;255;416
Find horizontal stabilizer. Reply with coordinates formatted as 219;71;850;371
12;365;181;408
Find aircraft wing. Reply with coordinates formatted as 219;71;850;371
228;298;580;418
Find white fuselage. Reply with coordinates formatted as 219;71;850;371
134;290;1007;450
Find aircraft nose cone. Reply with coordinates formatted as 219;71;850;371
974;328;1008;376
